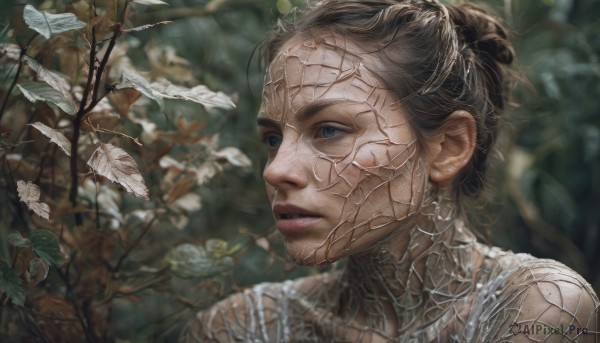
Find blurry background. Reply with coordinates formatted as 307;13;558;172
0;0;598;341
141;0;600;292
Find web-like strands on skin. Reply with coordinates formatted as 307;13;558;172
263;34;425;265
182;36;599;342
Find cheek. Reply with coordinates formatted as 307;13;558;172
265;180;276;202
334;140;425;221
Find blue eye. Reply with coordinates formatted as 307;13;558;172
262;134;282;150
319;126;343;139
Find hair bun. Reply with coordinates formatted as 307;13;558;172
448;3;514;65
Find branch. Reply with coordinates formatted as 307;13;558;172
85;24;121;113
113;213;161;273
0;59;23;122
70;4;126;227
0;38;32;122
57;256;98;343
69;23;98;226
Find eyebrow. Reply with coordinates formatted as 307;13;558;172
256;98;349;128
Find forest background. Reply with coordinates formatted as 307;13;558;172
0;0;598;341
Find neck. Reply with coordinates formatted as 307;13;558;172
338;190;478;335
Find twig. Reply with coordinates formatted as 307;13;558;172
0;57;24;122
112;274;171;298
0;34;36;121
3;157;30;234
69;22;98;226
113;213;161;273
69;3;126;227
85;24;121;113
57;256;98;343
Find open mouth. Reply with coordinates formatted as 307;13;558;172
279;213;320;220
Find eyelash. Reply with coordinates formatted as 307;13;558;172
260;123;350;151
261;133;282;150
316;125;345;140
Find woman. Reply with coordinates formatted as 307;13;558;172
184;0;599;341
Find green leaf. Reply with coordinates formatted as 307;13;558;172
7;232;30;248
165;243;234;279
116;71;164;110
0;258;25;306
23;4;86;39
30;230;64;268
23;56;74;106
205;239;241;258
17;82;77;115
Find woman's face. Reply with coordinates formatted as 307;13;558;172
258;34;429;265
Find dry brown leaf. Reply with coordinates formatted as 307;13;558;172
107;88;142;118
1;43;20;60
176;118;204;135
169;193;202;213
194;161;221;186
16;180;50;220
150;78;235;110
163;178;195;204
36;294;76;319
145;44;196;84
213;147;251;167
29;122;71;157
87;143;149;199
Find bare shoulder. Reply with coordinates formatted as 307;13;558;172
486;258;599;342
181;272;340;343
181;291;249;343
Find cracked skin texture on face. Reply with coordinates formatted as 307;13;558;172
182;33;599;343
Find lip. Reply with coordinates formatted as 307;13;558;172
272;203;322;234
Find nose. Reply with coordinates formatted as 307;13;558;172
263;139;308;191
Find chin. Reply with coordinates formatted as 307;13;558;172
284;241;347;266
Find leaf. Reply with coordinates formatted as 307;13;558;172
7;232;30;248
213;147;251;167
87;143;149;199
151;79;235;110
17;82;77;115
159;155;185;170
122;21;173;33
194;161;221;186
131;0;169;5
0;258;26;306
23;5;86;39
129;112;159;143
30;230;64;268
107;88;142;118
205;239;241;258
116;71;164;110
29;122;71;157
165;244;234;279
0;43;20;60
168;193;202;212
16;180;50;220
23;56;72;98
28;258;49;287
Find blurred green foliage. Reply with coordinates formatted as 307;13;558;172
157;0;600;292
0;0;598;341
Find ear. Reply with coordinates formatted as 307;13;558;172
428;110;477;184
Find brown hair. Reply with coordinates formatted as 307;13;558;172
260;0;515;200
